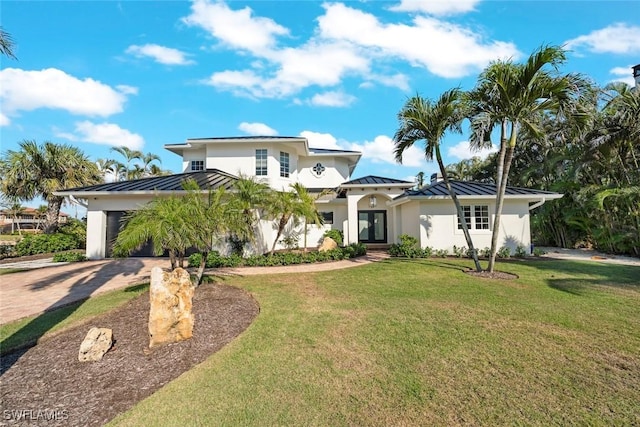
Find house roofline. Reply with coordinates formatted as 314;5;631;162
387;193;563;207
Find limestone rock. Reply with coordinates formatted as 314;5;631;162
318;236;338;252
78;327;113;362
148;267;195;348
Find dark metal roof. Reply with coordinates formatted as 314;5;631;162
186;136;303;141
58;169;238;193
341;175;414;186
309;147;361;154
396;180;560;199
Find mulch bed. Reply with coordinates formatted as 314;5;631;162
0;282;259;426
465;269;519;280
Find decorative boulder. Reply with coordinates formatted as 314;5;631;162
148;267;195;348
78;327;113;362
318;236;338;252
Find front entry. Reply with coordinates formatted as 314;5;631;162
358;210;387;243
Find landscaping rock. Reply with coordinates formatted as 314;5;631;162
318;237;338;252
148;267;195;348
78;327;113;362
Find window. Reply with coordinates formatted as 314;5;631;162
256;149;267;176
280;151;290;178
190;160;204;171
320;211;334;225
458;205;489;230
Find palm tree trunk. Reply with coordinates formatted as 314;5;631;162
436;146;482;272
495;120;508;190
270;215;290;255
488;124;517;272
44;197;64;234
193;250;209;287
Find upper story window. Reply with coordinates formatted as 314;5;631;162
256;149;267;176
280;151;290;178
190;160;204;171
457;205;490;230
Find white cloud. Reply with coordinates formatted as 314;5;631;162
56;121;144;150
0;68;134;118
238;122;278;136
608;66;636;86
187;1;517;100
390;0;480;16
126;44;195;65
566;23;640;54
308;91;356;107
0;113;9;127
318;3;519;78
182;0;289;53
299;131;343;150
348;135;424;167
447;140;497;161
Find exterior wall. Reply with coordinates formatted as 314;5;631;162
414;198;532;254
182;147;206;172
297;157;351;188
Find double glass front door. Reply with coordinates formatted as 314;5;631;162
358;210;387;243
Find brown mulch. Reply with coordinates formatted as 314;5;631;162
0;282;259;426
465;270;519;280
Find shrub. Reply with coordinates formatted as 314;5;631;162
452;245;467;258
323;229;343;247
14;233;80;256
497;246;511;258
53;251;88;263
423;246;433;258
388;234;424;258
0;244;15;259
515;245;527;258
533;247;546;257
466;247;478;259
435;249;448;258
58;218;87;248
480;247;491;258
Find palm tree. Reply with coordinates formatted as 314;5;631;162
228;175;271;255
110;146;142;181
393;89;482;271
265;189;299;255
35;204;48;231
0;140;101;233
96;158;118;182
415;171;425;189
467;45;587;272
5;202;25;235
0;27;16;59
291;183;326;251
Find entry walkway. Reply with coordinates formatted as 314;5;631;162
0;253;389;324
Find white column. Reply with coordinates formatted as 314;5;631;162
86;210;106;260
346;194;360;245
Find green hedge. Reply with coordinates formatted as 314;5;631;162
188;243;367;268
52;251;88;263
14;233;83;257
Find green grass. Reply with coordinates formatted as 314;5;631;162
103;259;639;426
0;268;26;275
0;283;148;355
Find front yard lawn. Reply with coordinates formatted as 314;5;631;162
108;259;640;426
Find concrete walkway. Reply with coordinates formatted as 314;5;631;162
0;253;390;324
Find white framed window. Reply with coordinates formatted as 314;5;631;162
256;149;267;176
320;211;334;225
457;205;490;230
280;151;290;178
190;160;204;171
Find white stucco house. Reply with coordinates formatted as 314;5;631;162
56;136;562;259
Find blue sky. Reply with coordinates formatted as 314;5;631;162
1;0;639;201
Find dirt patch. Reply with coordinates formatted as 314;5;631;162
0;282;259;426
465;270;519;280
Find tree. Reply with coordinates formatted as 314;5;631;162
291;183;326;251
467;45;586;272
228;175;271;255
415;171;425;188
265;189;298;255
4;201;25;235
393;89;482;272
0;27;16;59
110;146;142;181
0;140;101;233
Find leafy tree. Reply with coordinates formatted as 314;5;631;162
415;171;425;188
466;45;586;272
0;140;101;233
393;89;482;272
265;189;299;255
228;175;271;255
4;201;25;235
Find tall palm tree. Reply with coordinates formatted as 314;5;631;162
467;45;587;272
415;171;425;188
110;146;143;181
393;89;482;272
0;27;17;59
228;175;271;255
0;140;101;233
